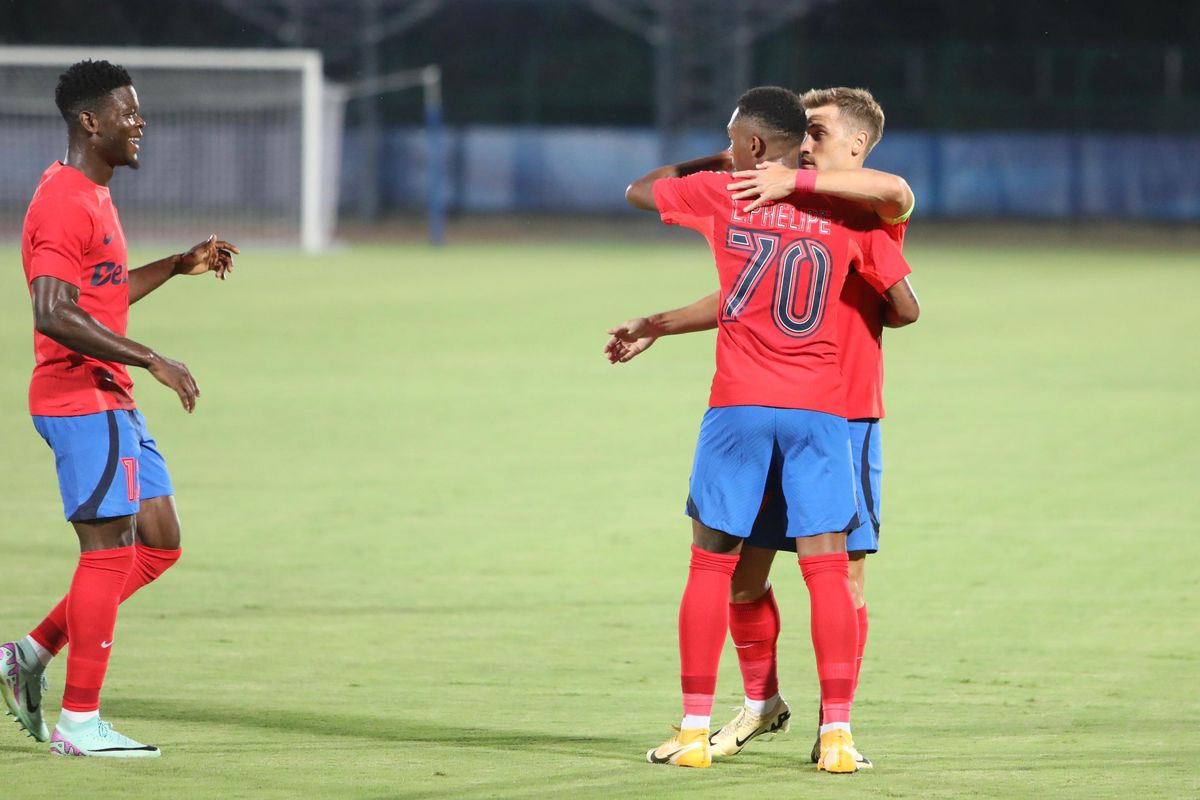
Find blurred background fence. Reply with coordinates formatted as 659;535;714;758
343;126;1200;219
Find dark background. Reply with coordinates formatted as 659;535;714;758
3;0;1197;130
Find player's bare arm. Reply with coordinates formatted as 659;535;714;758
728;162;914;219
882;277;920;327
128;234;239;304
625;150;734;211
31;276;200;412
604;292;720;364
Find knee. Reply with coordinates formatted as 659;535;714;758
729;581;771;604
135;497;183;550
691;521;743;555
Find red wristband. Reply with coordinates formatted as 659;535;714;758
793;168;817;193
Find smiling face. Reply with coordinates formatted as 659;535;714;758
88;85;145;170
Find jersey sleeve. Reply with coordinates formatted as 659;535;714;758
853;226;912;295
26;196;93;288
652;172;723;234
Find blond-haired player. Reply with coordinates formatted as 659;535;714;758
606;87;918;768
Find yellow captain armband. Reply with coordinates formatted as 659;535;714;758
882;196;915;226
883;194;916;226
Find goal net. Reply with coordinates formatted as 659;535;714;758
0;46;342;252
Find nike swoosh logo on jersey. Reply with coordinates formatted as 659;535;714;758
101;641;113;649
103;232;114;245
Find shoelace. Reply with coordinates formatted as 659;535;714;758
97;720;113;740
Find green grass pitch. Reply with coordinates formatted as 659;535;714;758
0;232;1197;798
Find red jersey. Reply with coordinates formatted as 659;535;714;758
836;212;909;419
22;162;135;416
653;172;911;415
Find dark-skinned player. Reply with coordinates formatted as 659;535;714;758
2;59;237;758
622;87;918;772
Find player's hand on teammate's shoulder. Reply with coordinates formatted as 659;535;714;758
174;234;239;279
146;353;200;413
604;318;660;365
727;161;797;213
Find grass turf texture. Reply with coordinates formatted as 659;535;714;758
0;234;1197;798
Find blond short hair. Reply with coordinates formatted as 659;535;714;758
799;87;885;152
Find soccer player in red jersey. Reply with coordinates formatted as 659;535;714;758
1;60;237;758
608;87;916;768
621;86;918;772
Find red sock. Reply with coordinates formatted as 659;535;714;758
728;587;780;701
799;553;857;727
62;547;135;712
679;546;740;719
29;546;181;657
120;545;182;603
29;596;68;656
853;604;869;699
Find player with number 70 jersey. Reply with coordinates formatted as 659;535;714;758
624;87;917;773
651;172;911;415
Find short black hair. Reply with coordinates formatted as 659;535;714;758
735;86;807;142
54;60;133;124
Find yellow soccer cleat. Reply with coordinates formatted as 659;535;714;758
708;697;791;757
812;731;872;768
646;726;711;768
816;728;859;774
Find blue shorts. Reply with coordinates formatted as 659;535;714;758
748;419;882;554
32;409;174;522
685;406;859;538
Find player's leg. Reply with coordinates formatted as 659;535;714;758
12;412;180;698
51;513;160;758
847;419;882;705
124;411;183;593
796;532;861;773
709;526;793;758
847;552;868;690
649;520;742;768
780;409;861;773
810;418;881;765
4;517;138;746
648;407;771;768
52;418;175;755
843;420;882;765
3;411;159;756
5;412;132;742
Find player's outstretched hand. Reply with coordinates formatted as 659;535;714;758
175;234;239;279
727;161;799;213
604;317;661;364
148;354;200;413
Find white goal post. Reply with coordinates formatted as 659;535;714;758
0;46;338;252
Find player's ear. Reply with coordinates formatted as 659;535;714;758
850;130;868;158
77;109;101;135
751;134;767;159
